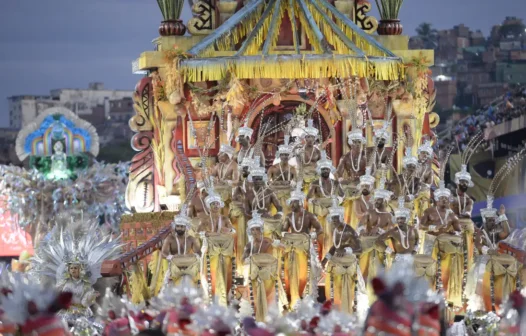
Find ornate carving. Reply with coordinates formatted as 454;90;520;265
126;78;156;213
125;131;155;213
187;0;216;35
354;0;378;34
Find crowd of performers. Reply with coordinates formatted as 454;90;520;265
160;117;526;327
1;115;526;335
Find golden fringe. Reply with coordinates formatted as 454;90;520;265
210;4;265;54
129;264;151;303
181;57;404;82
294;1;322;53
267;3;286;54
306;2;353;55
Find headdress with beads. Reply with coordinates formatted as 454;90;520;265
418;140;434;157
402;148;418;168
204;178;225;208
328;197;345;221
373;102;393;143
373;174;393;200
287;182;305;205
219;144;235;159
455;132;484;187
236;122;254;142
394;196;411;220
247;156;267;182
172;204;192;230
481;147;526;222
316;150;336;174
303;119;319;138
359;166;375;188
247;210;264;231
277;135;293;156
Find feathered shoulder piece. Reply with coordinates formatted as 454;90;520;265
30;212;123;286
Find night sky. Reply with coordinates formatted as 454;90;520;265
0;0;524;127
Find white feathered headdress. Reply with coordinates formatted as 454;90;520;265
30;212;123;286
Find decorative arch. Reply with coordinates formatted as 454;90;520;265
245;94;339;166
15;107;100;161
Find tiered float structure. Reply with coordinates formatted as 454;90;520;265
104;0;441;299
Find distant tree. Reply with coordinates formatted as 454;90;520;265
416;22;439;50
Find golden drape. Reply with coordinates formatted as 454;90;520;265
170;255;201;285
309;198;333;260
413;254;437;289
302;168;317;194
359;236;385;302
250;254;279;322
282;233;310;309
325;255;357;314
206;234;235;306
460;219;475;270
483;254;518;312
432;234;464;307
230;201;247;271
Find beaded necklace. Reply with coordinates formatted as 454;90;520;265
291;210;306;233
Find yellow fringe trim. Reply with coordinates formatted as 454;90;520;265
294;1;322;53
148;251;169;296
181;57;404;81
306;1;353;55
129;264;151;304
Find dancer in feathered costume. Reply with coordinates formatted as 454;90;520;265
29;213;123;325
465;148;525;313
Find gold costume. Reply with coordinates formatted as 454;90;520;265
249;254;281;322
309;198;333;259
325;255;358;314
432;234;464;307
303;167;317;194
413;254;437;288
282;233;310;308
170;254;201;286
341;183;359;229
205;234;234;306
215;185;232;217
483;254;519;312
270;185;292;216
230;200;247;271
359;236;385;301
459;218;475;270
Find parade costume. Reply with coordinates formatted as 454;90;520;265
245;212;284;322
30;216;122;325
282;184;321;309
429;181;464;307
270;135;295;215
309;150;339;258
301;119;321;193
163;206;201;289
200;184;235;307
466;149;526;312
324;198;367;315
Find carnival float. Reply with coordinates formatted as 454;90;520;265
0;0;525;334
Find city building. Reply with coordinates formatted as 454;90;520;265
433;76;457;110
496;62;526;84
7;83;133;130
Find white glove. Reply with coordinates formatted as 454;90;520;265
231;228;237;234
199;231;206;239
356;226;365;234
377;228;385;235
281;231;286;238
344;247;353;255
428;225;437;232
310;232;317;240
337;196;344;205
325;253;332;260
481;246;489;255
385;246;394;255
166;255;173;261
272;239;281;247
